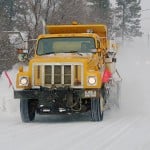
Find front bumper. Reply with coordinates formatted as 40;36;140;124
14;89;40;99
14;87;100;99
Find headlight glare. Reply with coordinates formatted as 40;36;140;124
19;77;29;86
88;76;97;86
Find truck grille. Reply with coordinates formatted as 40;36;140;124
32;63;83;88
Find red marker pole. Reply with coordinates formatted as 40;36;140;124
4;71;13;88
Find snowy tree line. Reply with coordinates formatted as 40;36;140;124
0;0;142;72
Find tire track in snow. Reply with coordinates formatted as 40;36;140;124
0;114;97;150
9;113;127;150
94;115;143;150
48;114;135;150
59;115;142;150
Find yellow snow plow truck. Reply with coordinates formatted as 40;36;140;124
14;22;121;122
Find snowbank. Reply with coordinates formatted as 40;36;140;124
0;65;19;113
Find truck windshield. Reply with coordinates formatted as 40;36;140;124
37;37;96;55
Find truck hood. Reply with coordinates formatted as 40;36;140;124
29;53;99;72
30;53;93;64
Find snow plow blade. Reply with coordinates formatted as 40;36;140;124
104;70;122;109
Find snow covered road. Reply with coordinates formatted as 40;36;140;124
1;39;150;150
0;110;149;150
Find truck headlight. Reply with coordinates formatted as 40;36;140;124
88;76;97;86
19;77;29;86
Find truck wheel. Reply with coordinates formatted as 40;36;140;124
20;99;36;122
91;98;103;121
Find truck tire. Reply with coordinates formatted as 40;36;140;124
20;99;36;122
91;98;103;121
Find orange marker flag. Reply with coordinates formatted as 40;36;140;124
102;69;112;83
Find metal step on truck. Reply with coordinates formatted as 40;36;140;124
14;21;122;122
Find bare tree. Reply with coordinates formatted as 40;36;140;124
49;0;86;24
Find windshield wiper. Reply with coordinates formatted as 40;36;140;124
63;50;83;56
43;52;55;55
63;50;77;53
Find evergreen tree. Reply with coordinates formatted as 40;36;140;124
86;0;115;38
87;0;112;27
116;0;142;41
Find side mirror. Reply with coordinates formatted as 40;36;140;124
17;49;29;62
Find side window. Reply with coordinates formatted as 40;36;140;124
97;40;102;59
97;40;100;48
